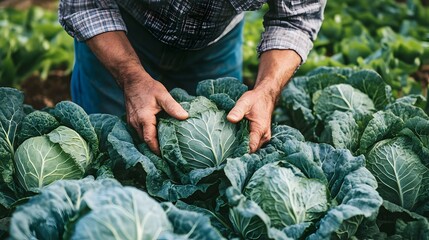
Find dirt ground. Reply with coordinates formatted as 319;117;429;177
20;71;71;110
0;0;58;10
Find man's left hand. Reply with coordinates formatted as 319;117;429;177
227;87;277;153
226;49;302;153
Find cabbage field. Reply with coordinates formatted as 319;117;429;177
1;0;429;239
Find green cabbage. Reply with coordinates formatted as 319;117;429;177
15;126;91;191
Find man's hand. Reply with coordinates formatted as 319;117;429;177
86;31;188;154
227;87;276;152
123;72;188;154
228;49;302;152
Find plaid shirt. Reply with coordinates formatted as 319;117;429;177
59;0;326;62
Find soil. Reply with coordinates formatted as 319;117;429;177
20;71;71;110
0;0;58;10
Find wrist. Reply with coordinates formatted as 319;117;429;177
120;67;154;92
252;80;281;105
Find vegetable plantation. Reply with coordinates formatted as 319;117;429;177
1;0;429;239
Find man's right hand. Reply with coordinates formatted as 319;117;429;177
86;31;188;155
122;71;188;155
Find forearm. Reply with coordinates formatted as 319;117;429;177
254;49;301;100
85;31;150;88
85;31;187;154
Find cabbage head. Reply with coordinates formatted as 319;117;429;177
15;126;91;192
244;161;329;228
158;96;248;173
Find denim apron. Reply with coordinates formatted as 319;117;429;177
71;8;244;116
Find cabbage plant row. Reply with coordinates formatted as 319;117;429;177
0;72;427;239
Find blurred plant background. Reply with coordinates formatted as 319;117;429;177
243;0;429;98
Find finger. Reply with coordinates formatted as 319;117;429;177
249;119;272;152
227;97;252;123
249;131;262;153
249;131;272;153
127;112;144;141
249;121;263;153
259;129;272;149
141;114;160;155
159;94;188;120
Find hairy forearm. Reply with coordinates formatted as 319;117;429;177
254;49;302;100
85;31;149;88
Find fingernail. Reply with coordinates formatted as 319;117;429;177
228;113;238;120
249;144;256;153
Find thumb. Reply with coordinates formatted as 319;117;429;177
159;94;189;120
227;98;251;123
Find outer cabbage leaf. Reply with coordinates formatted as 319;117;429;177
375;201;429;239
49;101;99;159
269;124;305;147
393;94;427;108
359;110;403;154
270;125;326;182
347;69;393;109
223;124;301;193
9;177;120;240
89;113;120;153
69;186;173;240
173;200;232;238
278;76;316;139
307;166;381;239
0;189;16;210
0;88;25;188
306;73;347;95
320;148;366;198
12;178;197;240
226;187;275;240
386;101;429;122
160;202;225;240
88;114;121;176
196;77;248;111
169;88;197;103
279;140;327;183
306;66;357;78
313;84;375;121
244;162;329;228
279;76;311;109
401;116;429;164
366;137;428;210
48;126;92;169
224;153;272;193
320;111;360;152
16;110;60;146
